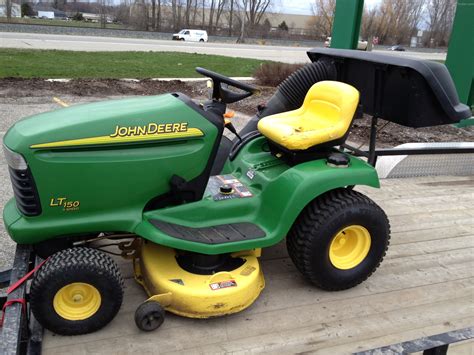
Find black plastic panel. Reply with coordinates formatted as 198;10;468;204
8;167;42;216
150;219;266;244
307;48;471;127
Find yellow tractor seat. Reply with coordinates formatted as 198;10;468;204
257;81;360;151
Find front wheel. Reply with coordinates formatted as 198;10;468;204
30;247;124;335
287;189;390;290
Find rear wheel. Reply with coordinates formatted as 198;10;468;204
199;39;204;42
287;189;390;290
30;247;124;335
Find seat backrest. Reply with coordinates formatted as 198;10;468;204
302;81;360;125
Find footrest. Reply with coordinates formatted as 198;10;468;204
149;220;266;245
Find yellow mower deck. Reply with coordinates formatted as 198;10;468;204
134;242;265;318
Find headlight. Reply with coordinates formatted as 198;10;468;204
2;144;28;170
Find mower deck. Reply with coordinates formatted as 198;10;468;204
37;175;474;354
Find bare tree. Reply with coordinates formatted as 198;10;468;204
374;0;425;44
171;0;178;30
98;0;111;29
115;1;132;27
156;0;162;30
192;0;199;26
208;0;226;33
360;6;378;40
309;0;336;38
150;0;157;29
246;0;271;31
235;0;271;41
228;0;234;36
214;0;226;30
209;0;216;31
201;0;205;27
130;0;149;30
184;0;193;27
177;0;183;28
235;0;247;42
426;0;456;47
6;0;12;20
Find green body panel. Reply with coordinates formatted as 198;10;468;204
446;1;473;106
3;94;218;243
135;137;379;254
331;0;364;50
3;95;380;254
455;117;474;128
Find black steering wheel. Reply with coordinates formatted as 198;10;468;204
196;67;259;104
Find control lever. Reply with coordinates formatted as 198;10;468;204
223;111;242;141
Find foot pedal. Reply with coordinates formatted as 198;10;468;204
150;220;266;244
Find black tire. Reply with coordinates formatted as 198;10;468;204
135;301;165;331
287;188;390;291
199;39;204;42
30;247;124;335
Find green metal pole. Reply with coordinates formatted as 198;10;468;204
330;0;364;49
446;1;474;127
446;1;473;107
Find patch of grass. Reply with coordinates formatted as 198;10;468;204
0;49;267;78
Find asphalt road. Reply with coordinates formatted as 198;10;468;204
0;32;447;63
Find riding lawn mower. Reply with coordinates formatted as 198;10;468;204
2;49;470;335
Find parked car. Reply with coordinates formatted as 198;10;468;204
324;37;368;50
388;45;406;51
172;29;208;42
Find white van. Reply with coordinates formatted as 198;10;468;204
172;29;208;42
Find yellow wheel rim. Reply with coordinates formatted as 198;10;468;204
329;225;371;270
53;283;101;321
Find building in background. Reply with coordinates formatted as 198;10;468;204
0;0;20;17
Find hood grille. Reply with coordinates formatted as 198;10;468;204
8;167;42;216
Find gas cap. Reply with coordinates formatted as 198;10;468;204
327;152;350;168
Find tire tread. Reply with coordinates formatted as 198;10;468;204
30;247;124;335
287;188;391;290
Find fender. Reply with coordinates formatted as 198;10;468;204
257;155;379;245
136;150;379;254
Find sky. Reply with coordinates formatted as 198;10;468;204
278;0;381;15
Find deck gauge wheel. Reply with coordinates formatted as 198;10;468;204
135;301;166;331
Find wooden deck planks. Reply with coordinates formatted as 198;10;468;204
42;176;474;354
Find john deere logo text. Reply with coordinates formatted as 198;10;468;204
110;123;189;138
50;197;80;212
